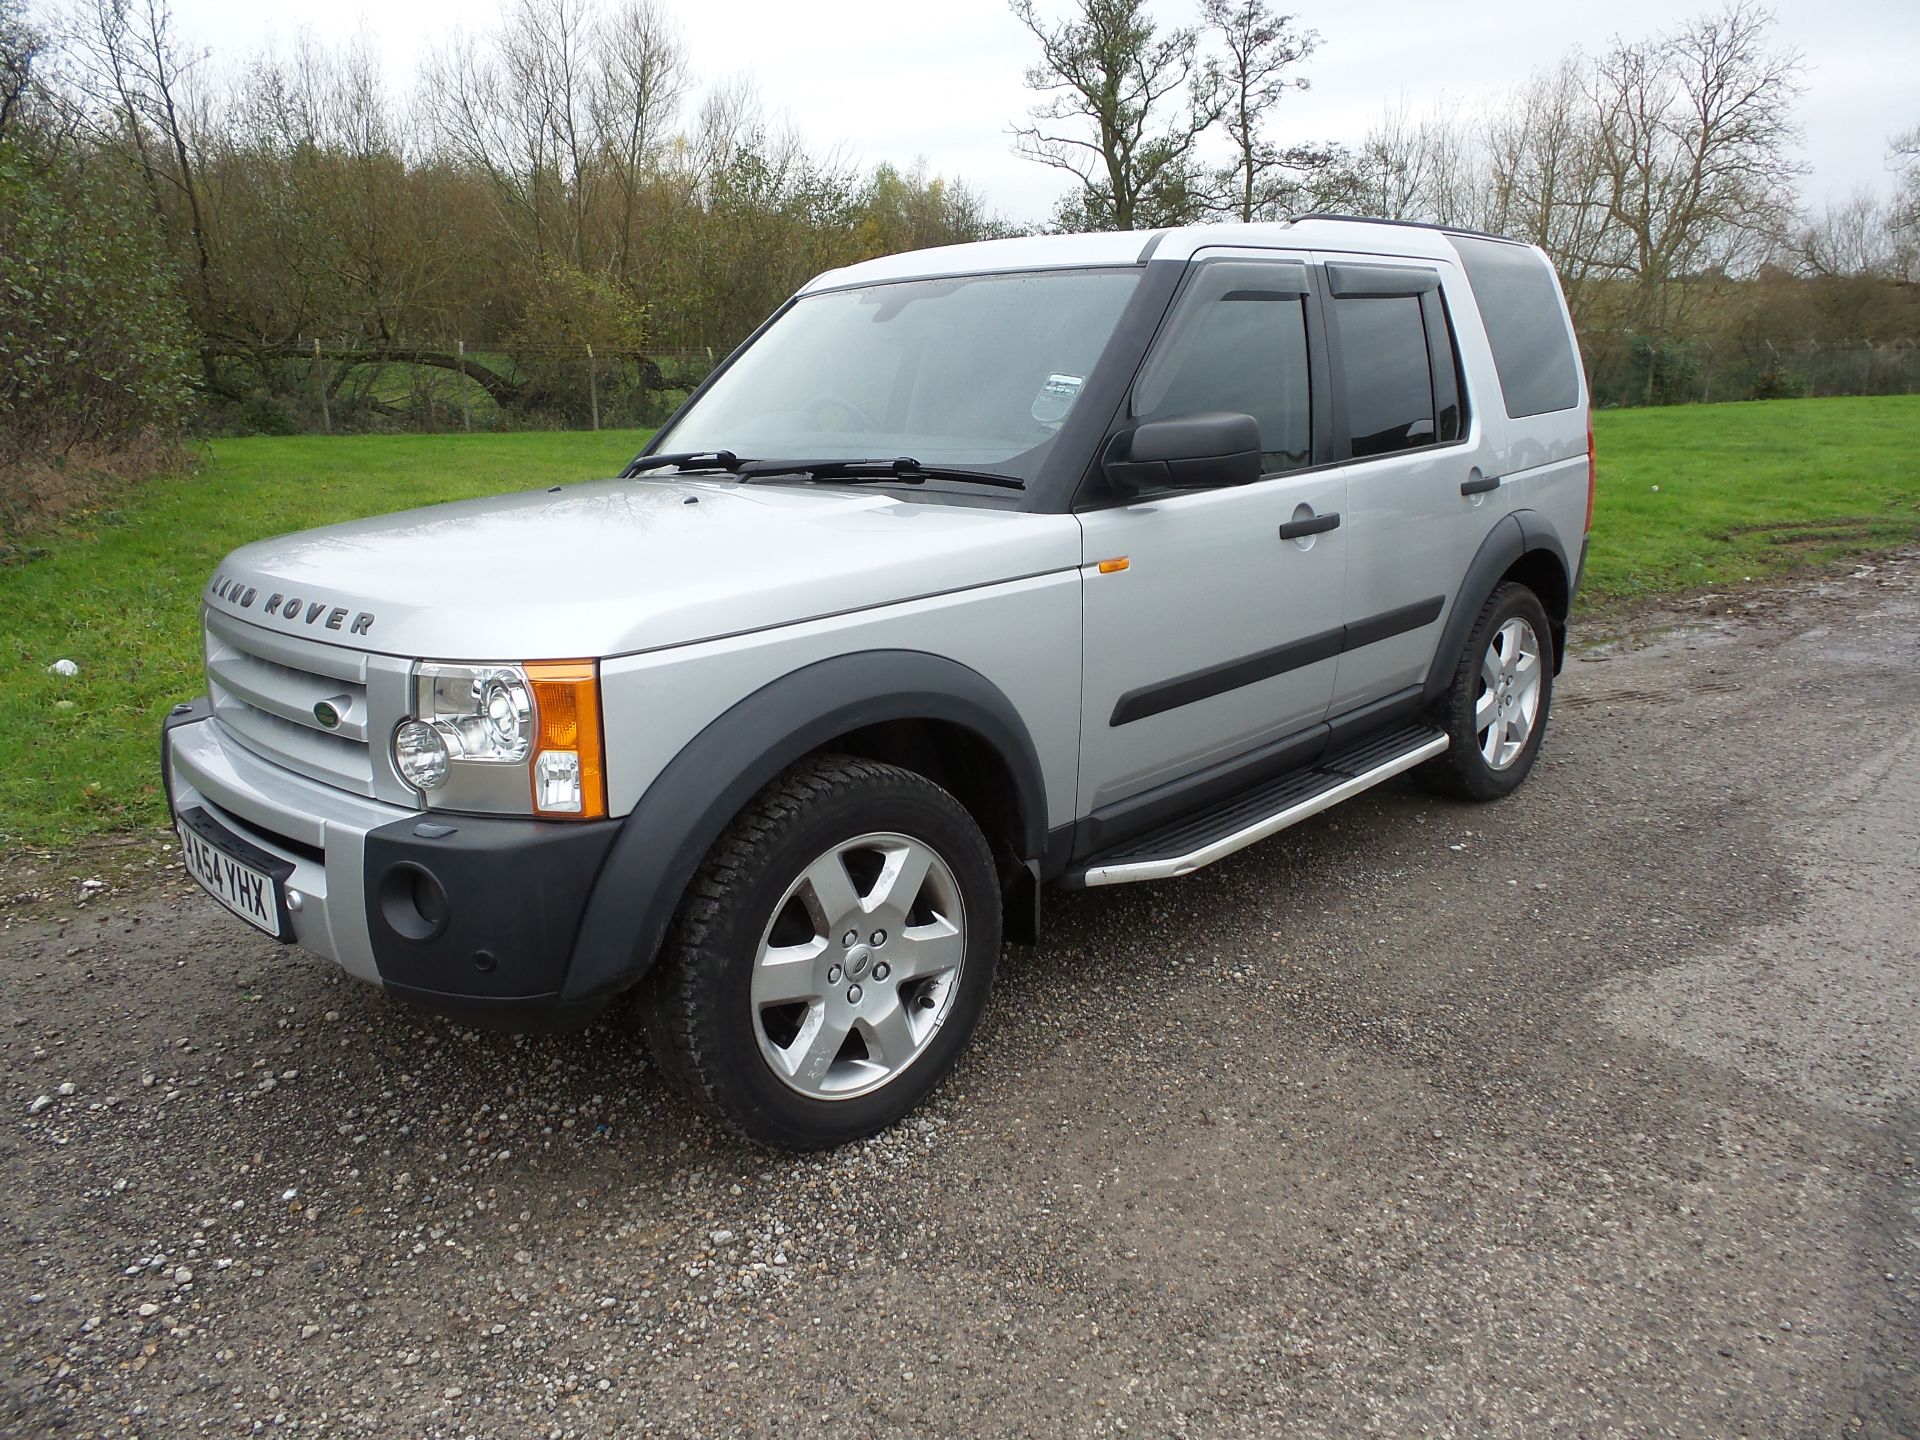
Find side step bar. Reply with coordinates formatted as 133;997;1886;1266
1070;725;1449;887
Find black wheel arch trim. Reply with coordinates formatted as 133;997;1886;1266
1422;513;1572;706
562;650;1049;1005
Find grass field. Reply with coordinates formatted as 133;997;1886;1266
1578;396;1920;599
3;395;1918;847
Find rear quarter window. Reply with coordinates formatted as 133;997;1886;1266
1452;236;1580;419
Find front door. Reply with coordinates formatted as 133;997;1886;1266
1076;254;1346;816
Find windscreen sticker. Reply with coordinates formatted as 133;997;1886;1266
1031;373;1085;425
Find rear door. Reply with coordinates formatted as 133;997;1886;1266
1075;254;1346;813
1313;256;1511;713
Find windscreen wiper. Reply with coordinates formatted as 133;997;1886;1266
619;449;744;478
735;457;1026;491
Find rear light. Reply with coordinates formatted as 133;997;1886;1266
1585;417;1596;534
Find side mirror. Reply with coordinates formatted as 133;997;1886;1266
1103;412;1262;494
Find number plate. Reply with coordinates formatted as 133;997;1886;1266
175;807;295;941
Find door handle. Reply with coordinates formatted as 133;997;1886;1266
1460;473;1501;496
1277;512;1341;540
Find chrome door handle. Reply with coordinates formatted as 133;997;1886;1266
1277;512;1341;540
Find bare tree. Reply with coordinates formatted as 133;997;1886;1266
1891;124;1920;242
1479;59;1610;308
423;0;684;275
1588;2;1804;334
1;0;43;139
592;0;684;284
1202;0;1320;222
1339;99;1472;223
66;0;221;379
1797;188;1902;279
1009;0;1220;230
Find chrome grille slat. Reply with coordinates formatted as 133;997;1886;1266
203;609;376;795
210;695;375;795
206;646;369;742
206;609;367;683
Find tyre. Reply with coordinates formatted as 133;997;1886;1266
641;755;1000;1150
1423;581;1555;801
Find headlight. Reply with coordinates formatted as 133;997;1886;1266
416;664;534;764
392;661;606;819
393;719;452;789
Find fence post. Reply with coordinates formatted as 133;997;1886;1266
458;339;472;433
587;343;600;431
314;337;332;435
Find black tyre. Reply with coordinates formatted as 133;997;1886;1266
641;755;1000;1150
1423;581;1555;801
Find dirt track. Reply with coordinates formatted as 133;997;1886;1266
3;556;1917;1438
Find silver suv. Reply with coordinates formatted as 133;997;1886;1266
163;216;1592;1149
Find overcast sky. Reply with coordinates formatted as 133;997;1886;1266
138;0;1920;225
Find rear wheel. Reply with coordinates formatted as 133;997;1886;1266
641;755;1000;1150
1424;581;1554;801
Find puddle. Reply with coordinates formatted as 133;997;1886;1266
1571;618;1735;663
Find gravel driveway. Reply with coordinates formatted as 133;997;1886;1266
3;557;1916;1439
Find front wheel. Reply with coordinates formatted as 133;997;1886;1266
1423;581;1555;801
640;756;1000;1150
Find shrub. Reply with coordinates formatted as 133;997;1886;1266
0;140;198;530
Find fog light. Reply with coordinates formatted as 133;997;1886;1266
378;863;448;942
534;750;583;813
394;719;451;790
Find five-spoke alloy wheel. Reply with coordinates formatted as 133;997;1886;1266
642;756;999;1150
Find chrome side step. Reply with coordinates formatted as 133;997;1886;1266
1072;727;1449;887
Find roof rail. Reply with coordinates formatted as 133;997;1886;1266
1291;213;1527;247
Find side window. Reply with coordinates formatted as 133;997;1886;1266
1451;234;1580;418
1133;264;1312;475
1327;264;1466;460
1334;295;1437;458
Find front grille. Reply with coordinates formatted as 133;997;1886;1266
204;609;375;796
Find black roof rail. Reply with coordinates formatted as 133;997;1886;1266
1291;213;1528;247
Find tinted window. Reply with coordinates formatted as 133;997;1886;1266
1334;295;1437;458
1135;294;1311;474
1452;235;1579;418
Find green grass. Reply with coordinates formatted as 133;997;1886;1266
3;395;1918;848
1585;394;1920;601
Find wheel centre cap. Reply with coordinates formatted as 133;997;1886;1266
844;944;875;980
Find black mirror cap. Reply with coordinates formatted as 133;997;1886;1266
1104;411;1262;492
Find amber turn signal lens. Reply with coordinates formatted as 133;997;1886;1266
525;660;606;819
1097;556;1130;574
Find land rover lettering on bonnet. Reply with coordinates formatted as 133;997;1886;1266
162;216;1592;1150
205;574;375;635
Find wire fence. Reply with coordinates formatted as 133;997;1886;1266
208;342;725;437
1585;340;1920;409
208;337;1920;437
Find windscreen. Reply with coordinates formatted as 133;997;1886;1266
658;269;1142;483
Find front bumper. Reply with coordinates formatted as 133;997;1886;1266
163;700;621;1028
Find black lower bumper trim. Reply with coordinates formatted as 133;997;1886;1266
363;812;621;1007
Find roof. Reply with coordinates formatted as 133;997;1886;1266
799;217;1491;294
